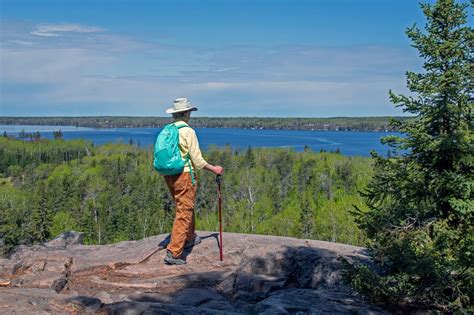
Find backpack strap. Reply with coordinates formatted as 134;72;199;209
175;123;195;186
184;154;195;186
175;122;189;130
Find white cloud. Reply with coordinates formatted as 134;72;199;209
1;48;115;84
0;20;418;116
6;40;34;46
30;23;103;37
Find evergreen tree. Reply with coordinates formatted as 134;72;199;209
53;129;63;140
351;0;473;310
245;145;256;168
33;131;41;141
29;182;53;243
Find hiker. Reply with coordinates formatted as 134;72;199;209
162;98;224;265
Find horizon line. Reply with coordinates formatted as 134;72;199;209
0;115;411;119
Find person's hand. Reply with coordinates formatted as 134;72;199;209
203;163;224;175
213;165;224;175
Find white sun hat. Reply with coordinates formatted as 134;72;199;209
165;97;198;114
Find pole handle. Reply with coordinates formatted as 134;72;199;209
216;174;221;185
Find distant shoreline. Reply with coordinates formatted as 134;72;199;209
0;116;410;132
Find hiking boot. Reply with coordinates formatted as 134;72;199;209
185;235;202;249
164;250;186;265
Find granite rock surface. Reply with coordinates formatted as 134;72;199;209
0;231;384;314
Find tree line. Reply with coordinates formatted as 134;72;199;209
0;116;410;132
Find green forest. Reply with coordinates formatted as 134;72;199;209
0;136;372;255
0;116;408;132
0;0;471;311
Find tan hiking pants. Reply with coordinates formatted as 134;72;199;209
164;172;197;258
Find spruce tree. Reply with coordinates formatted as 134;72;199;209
29;182;53;243
352;0;473;310
245;145;256;168
53;129;63;140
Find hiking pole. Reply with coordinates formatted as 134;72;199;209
216;174;223;261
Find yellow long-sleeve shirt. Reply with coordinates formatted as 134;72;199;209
174;121;208;173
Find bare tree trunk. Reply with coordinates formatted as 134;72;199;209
244;169;257;233
330;210;337;243
98;223;101;245
158;219;165;234
141;216;149;239
92;196;100;245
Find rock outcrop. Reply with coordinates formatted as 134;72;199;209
0;232;384;314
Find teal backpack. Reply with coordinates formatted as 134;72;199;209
153;123;195;184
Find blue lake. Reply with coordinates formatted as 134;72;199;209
0;124;397;157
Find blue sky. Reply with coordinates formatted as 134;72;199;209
0;0;468;117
